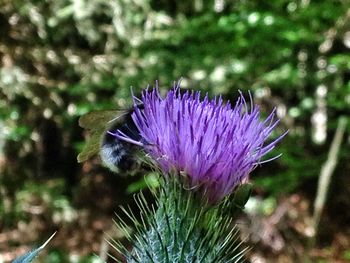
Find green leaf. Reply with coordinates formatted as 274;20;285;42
126;172;160;193
13;232;56;263
233;183;253;209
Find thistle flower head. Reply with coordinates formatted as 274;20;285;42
115;84;285;203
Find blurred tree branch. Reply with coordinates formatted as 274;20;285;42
311;116;348;245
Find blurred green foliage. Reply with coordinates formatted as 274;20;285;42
1;0;349;200
42;250;102;263
0;0;349;259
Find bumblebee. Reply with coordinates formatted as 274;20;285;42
77;104;142;172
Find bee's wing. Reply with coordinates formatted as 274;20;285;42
77;130;103;163
78;110;123;130
77;110;126;163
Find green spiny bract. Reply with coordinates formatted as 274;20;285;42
110;176;248;263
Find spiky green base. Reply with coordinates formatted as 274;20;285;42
111;176;248;263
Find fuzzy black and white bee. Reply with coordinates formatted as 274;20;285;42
77;104;143;172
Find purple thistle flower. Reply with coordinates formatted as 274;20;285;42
114;84;286;203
